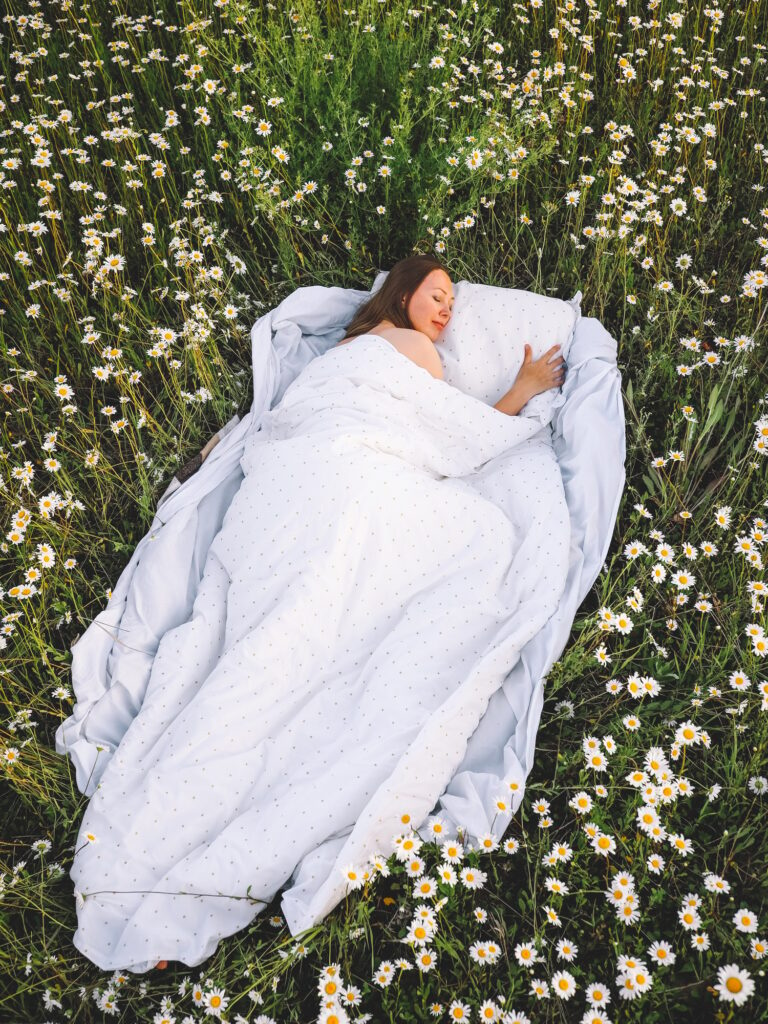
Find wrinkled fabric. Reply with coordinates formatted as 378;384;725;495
56;283;625;974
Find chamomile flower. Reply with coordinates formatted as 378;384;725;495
550;970;577;999
514;941;541;968
733;908;759;933
647;939;676;966
714;963;755;1005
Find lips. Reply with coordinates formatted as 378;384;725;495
433;322;445;329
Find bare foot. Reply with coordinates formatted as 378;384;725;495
155;960;168;970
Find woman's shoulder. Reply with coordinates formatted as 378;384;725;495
337;324;429;348
336;325;442;379
376;327;443;380
377;326;431;346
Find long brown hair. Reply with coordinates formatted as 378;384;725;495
343;255;451;340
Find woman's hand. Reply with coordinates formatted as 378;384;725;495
514;343;566;400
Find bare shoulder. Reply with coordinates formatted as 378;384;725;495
381;328;444;380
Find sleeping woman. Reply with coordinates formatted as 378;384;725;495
333;256;566;407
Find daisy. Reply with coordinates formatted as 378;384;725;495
714;963;755;1005
616;955;648;974
447;1000;471;1020
424;816;450;840
341;985;362;1008
406;921;433;946
203;987;228;1017
514;942;540;967
551;970;577;999
616;903;641;925
543;905;562;926
733;908;759;933
476;832;500;853
585;981;611;1007
616;972;640;1001
405;856;426;878
440;840;464;863
592;833;616;856
545;876;570;896
648;940;676;966
631;968;653;994
586;750;609;771
555;937;579;961
679;906;701;931
570;791;593;814
529;978;549;999
341;864;365;889
414;949;437;972
668;833;694;856
459;865;487;890
413;876;437;899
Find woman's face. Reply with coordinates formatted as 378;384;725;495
403;269;454;343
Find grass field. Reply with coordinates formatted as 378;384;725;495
1;0;768;1021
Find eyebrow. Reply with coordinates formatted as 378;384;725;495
435;287;455;302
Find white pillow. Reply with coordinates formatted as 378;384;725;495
371;273;582;426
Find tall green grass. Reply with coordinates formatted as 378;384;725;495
1;0;767;1020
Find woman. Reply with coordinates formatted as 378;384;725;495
334;255;566;400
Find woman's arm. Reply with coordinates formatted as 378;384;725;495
493;380;535;416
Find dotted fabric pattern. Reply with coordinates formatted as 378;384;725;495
69;336;570;972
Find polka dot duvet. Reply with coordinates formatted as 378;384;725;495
55;285;625;974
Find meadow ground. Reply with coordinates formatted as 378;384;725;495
1;0;768;1021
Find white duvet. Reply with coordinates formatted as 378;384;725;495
68;333;572;971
